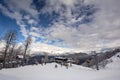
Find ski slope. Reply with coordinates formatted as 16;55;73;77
0;53;120;80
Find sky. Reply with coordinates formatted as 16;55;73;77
0;0;120;52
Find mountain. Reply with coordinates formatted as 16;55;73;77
30;42;83;55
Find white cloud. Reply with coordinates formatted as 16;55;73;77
4;0;39;18
0;0;39;39
0;4;22;20
0;41;5;51
0;3;29;39
40;0;120;51
29;31;40;38
29;27;46;39
28;19;37;25
0;0;120;51
30;27;40;33
30;42;83;54
47;23;78;44
24;15;30;20
16;21;28;38
41;0;83;13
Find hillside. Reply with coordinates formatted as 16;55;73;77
0;53;120;80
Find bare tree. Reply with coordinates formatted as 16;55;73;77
3;31;17;68
22;37;32;66
8;43;16;65
15;45;24;55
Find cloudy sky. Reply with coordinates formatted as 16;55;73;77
0;0;120;52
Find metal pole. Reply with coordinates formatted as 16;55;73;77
92;51;99;70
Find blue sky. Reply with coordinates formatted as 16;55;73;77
0;12;24;42
0;0;120;50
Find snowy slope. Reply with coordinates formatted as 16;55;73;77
106;53;120;70
0;53;120;80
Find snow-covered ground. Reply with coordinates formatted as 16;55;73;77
0;53;120;80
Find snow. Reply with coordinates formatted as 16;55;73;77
30;42;84;54
0;41;84;54
0;53;120;80
106;53;120;70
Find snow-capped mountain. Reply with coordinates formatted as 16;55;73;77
30;42;83;55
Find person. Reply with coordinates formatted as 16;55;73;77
117;55;120;58
55;64;58;68
86;59;90;63
86;59;91;67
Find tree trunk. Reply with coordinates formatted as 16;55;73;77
22;43;28;66
3;32;14;68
